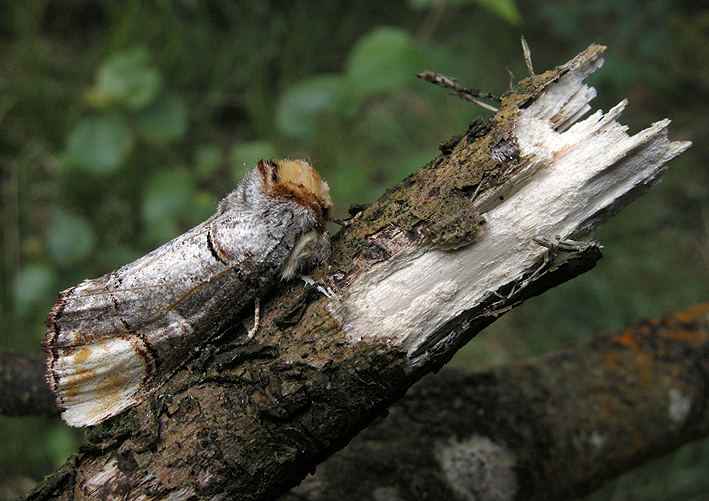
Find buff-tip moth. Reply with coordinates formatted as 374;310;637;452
43;159;332;427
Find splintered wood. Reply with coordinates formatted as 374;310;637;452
333;45;690;361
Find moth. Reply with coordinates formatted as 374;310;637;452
43;159;333;427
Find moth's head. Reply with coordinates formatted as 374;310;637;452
258;159;333;221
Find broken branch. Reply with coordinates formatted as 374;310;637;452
25;45;690;501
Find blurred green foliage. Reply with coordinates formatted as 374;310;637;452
1;0;707;499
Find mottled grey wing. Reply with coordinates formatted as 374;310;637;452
44;214;286;426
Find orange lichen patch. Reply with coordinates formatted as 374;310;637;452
628;353;656;382
671;302;709;325
614;329;644;350
609;304;709;355
600;350;619;369
664;328;709;345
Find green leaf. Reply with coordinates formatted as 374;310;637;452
142;170;196;244
13;264;56;316
134;92;189;143
474;0;521;25
47;209;96;266
191;191;220;226
195;144;223;178
408;0;521;25
46;423;81;468
63;114;134;174
229;141;277;184
345;27;422;99
408;0;430;9
276;75;341;141
88;46;163;110
0;94;17;125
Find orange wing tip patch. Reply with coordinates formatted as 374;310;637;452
48;337;151;427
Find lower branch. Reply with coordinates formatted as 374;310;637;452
0;349;58;418
282;303;709;501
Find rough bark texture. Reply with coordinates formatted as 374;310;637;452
23;45;689;501
280;303;709;501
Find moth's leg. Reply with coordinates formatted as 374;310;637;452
247;298;261;338
488;236;597;312
525;235;599;285
532;235;597;253
300;275;339;301
330;203;369;226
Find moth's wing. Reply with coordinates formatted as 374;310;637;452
44;217;268;426
44;335;155;427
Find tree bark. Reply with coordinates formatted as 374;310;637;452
24;45;690;501
12;304;709;500
280;303;709;501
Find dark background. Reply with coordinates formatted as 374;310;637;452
1;0;707;498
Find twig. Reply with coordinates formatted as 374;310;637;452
22;45;691;501
521;35;534;76
417;70;500;112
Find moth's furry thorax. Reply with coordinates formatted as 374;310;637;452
258;159;332;223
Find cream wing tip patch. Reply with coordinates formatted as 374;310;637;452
49;337;150;427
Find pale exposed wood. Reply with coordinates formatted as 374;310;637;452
333;45;690;361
